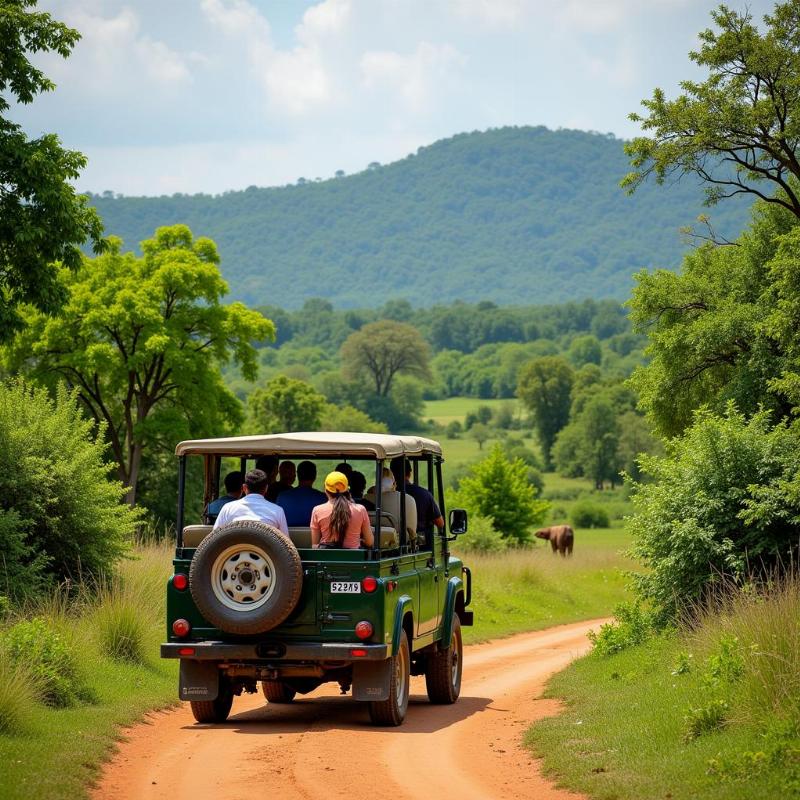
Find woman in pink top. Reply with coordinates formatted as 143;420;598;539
311;471;375;549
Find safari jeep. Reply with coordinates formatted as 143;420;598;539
160;432;473;726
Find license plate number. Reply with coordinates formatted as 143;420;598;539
331;581;361;594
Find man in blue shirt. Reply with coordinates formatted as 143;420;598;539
213;469;288;535
205;471;243;522
278;460;327;526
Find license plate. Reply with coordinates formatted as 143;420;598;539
331;581;361;594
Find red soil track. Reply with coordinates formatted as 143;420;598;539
93;619;605;800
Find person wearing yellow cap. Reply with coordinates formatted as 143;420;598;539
310;471;375;549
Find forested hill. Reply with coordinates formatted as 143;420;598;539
87;127;751;308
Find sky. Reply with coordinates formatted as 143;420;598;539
15;0;774;196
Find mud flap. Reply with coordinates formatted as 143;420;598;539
352;658;392;701
179;659;219;701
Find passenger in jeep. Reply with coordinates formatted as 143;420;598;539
277;460;326;526
213;468;289;535
349;470;375;511
310;471;374;549
391;457;444;537
205;470;243;522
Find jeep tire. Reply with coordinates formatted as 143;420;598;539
368;631;410;726
425;615;462;704
190;677;233;723
261;680;296;704
190;521;303;635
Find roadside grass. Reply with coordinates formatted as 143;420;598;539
525;574;800;799
457;527;633;644
0;543;177;800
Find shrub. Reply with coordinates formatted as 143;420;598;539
571;500;610;528
627;406;800;622
0;649;38;734
0;380;139;598
456;515;508;554
3;617;93;707
684;698;729;740
452;444;550;543
588;602;655;656
445;420;462;439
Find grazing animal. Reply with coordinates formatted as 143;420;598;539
534;525;574;557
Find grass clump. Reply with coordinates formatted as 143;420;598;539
587;601;655;656
94;592;148;663
3;617;94;708
0;649;38;735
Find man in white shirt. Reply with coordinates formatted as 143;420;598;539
212;468;289;536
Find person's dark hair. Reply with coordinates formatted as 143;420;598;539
297;460;317;483
328;490;353;545
244;468;269;495
223;471;243;494
390;456;410;485
255;455;279;476
349;470;367;497
335;462;354;478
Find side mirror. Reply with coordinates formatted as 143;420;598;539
449;508;468;536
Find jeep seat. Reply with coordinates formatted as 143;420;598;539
183;524;213;547
288;525;398;549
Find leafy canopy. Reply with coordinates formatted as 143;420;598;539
452;444;549;544
0;0;106;338
248;375;326;433
624;2;800;219
6;225;273;503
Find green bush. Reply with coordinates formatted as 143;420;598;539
3;617;93;707
684;698;729;741
445;420;462;439
570;500;610;528
0;380;139;598
588;602;655;656
452;444;550;543
456;514;508;554
0;649;38;735
95;596;147;663
627;407;800;622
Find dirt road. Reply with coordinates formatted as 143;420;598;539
94;619;605;800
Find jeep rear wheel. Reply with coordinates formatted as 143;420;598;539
425;615;462;704
261;680;296;704
190;678;233;723
190;521;303;635
368;632;410;726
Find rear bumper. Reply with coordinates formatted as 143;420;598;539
161;640;390;661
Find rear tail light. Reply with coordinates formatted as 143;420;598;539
350;648;368;657
355;620;373;640
362;576;378;593
172;618;191;637
178;647;196;656
173;573;188;591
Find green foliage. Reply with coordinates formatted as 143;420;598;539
452;444;550;544
567;335;602;366
87;127;751;308
5;225;273;505
684;698;729;741
248;374;325;433
456;514;508;554
627;406;800;622
0;0;106;339
0;648;38;735
571;500;611;529
319;403;388;433
469;422;490;449
94;589;147;664
624;3;800;220
341;319;431;396
587;601;656;656
3;618;92;708
517;356;574;469
0;380;137;597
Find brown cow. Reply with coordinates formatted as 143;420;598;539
534;525;574;557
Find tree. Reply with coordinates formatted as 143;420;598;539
470;422;490;450
319;403;388;433
341;320;431;396
567;335;602;366
0;1;106;339
616;411;661;481
248;375;325;433
452;444;550;544
6;225;273;504
517;356;574;468
624;3;800;220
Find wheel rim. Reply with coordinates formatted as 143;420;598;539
210;543;276;611
396;643;409;711
451;631;462;689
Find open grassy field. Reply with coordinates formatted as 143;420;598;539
423;396;524;426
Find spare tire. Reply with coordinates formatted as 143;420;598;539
189;521;303;635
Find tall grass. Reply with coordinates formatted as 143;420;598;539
0;650;39;734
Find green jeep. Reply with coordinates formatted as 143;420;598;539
160;432;473;726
